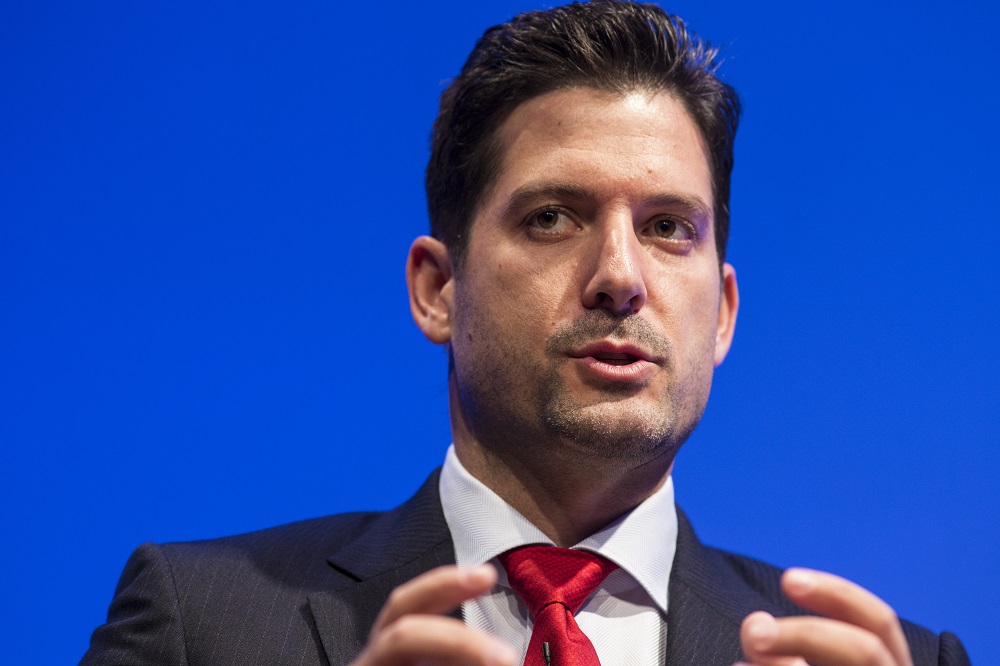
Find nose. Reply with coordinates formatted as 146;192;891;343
581;219;648;315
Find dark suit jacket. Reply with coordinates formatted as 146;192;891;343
80;471;970;665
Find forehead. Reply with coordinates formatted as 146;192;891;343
481;86;714;220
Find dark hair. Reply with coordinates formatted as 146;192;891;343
426;0;741;268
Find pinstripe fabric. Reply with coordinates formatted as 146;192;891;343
80;474;455;666
80;469;971;666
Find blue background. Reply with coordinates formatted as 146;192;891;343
2;1;997;663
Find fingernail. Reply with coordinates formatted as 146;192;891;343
745;613;777;649
463;564;496;587
784;568;817;595
487;641;518;666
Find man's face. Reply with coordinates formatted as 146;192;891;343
428;86;737;466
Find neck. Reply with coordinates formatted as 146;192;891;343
449;387;675;547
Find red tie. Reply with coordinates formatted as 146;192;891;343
498;546;618;666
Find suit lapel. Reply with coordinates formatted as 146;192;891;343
306;470;458;665
665;510;743;665
665;509;795;666
304;475;797;666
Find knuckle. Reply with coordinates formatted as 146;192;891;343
855;633;893;666
356;641;388;666
381;616;416;647
872;604;900;636
385;586;406;607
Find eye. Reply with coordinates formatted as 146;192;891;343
650;217;694;241
532;209;563;229
526;207;574;233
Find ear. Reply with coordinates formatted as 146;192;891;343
406;235;454;345
714;262;739;367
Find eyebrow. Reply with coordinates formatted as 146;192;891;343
500;183;598;218
500;181;713;221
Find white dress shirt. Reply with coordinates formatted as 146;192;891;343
439;445;678;666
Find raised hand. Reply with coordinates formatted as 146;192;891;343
737;568;912;666
351;564;518;666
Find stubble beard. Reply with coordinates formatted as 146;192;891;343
539;370;696;463
539;315;711;464
455;310;713;469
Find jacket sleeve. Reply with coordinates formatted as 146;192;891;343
939;631;972;666
79;543;190;666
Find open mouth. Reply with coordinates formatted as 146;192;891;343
592;352;640;366
571;343;656;383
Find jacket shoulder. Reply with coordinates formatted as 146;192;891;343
159;510;382;584
700;544;971;665
81;468;452;666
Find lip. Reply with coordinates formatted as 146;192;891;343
568;341;662;364
567;340;662;383
572;356;656;382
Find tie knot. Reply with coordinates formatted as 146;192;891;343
498;546;618;616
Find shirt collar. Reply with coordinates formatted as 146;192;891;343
439;444;677;612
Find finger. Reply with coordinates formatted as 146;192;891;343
371;564;498;634
734;654;810;666
733;657;809;666
742;611;901;666
781;568;912;666
358;614;517;666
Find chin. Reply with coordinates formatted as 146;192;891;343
540;401;689;461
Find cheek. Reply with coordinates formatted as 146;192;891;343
654;270;721;348
453;273;541;356
479;257;569;332
489;285;557;351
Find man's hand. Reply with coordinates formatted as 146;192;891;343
351;564;518;666
737;568;913;666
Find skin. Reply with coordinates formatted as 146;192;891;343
412;87;738;547
351;87;913;666
352;564;519;666
737;568;913;666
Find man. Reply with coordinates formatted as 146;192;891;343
81;2;970;665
